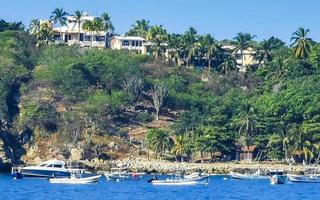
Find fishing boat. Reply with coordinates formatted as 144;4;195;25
184;172;209;181
230;169;268;180
21;159;85;178
151;177;208;186
104;168;132;181
287;174;320;183
49;174;101;184
270;171;286;184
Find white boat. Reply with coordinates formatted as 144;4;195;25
230;170;268;180
104;168;132;181
22;159;85;178
270;175;286;184
184;172;209;181
151;177;208;186
287;174;320;183
49;174;101;184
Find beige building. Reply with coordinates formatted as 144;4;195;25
109;36;147;54
222;45;257;72
52;12;107;48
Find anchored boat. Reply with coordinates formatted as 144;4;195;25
49;174;101;184
270;171;286;185
104;168;133;181
21;159;85;178
287;174;320;183
230;169;268;180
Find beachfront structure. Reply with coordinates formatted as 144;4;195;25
109;36;147;54
236;145;257;161
51;13;107;48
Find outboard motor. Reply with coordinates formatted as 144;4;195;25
147;176;158;183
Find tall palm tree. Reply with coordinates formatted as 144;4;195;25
101;12;114;48
29;19;40;35
101;12;114;34
127;19;150;38
36;22;54;47
146;129;173;158
219;51;237;75
72;10;84;42
187;41;201;67
290;27;313;60
200;34;222;72
168;34;183;65
82;20;94;45
232;32;256;71
50;8;68;42
146;25;168;58
182;27;198;67
172;135;188;162
233;102;259;157
256;37;285;66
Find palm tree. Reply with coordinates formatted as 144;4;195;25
127;19;150;38
72;10;84;42
233;102;259;157
146;25;168;58
200;34;222;72
256;37;285;66
146;129;173;158
82;20;93;45
50;8;68;42
187;41;201;67
182;27;198;67
36;22;54;47
101;12;114;48
172;135;189;162
232;32;256;71
168;34;183;65
219;51;237;75
267;122;291;162
290;27;313;60
288;124;316;164
29;19;40;34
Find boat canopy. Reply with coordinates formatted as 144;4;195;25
37;160;66;168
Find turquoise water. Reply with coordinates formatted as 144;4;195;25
1;174;320;200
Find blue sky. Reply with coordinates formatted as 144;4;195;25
0;0;318;43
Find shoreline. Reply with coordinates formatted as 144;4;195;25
84;157;319;174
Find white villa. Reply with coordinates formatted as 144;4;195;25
109;36;147;54
221;44;258;71
52;12;107;48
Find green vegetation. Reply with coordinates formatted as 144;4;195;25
1;16;320;165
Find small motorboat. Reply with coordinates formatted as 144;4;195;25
184;172;209;181
287;174;320;183
270;175;286;184
151;177;208;186
230;169;268;180
11;166;23;179
104;168;132;181
269;171;285;184
49;174;101;184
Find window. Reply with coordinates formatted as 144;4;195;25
136;41;139;47
95;36;105;41
236;53;242;60
85;35;91;41
53;164;63;168
80;33;84;41
122;40;129;46
132;41;135;46
139;41;142;46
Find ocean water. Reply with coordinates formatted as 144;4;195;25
0;174;320;200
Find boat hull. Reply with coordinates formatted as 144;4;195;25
270;175;286;184
22;168;71;178
287;174;320;183
152;179;208;186
49;175;101;184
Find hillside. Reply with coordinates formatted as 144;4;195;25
1;27;320;170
